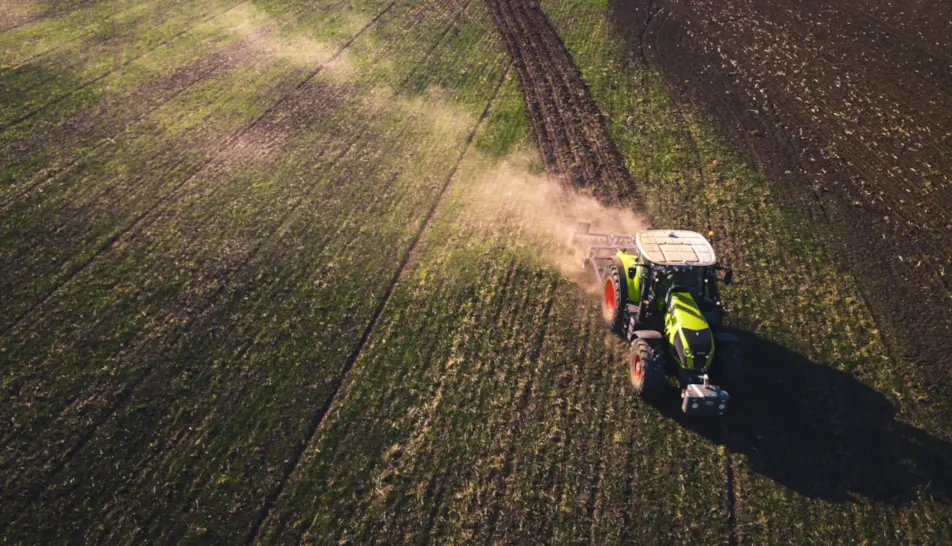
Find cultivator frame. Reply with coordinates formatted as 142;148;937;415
571;223;638;284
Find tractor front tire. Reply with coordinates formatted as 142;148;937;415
602;264;626;335
629;339;664;398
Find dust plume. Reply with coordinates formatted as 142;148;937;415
0;1;40;30
463;151;649;290
213;3;357;77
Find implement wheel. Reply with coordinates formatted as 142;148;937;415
602;263;626;335
629;339;664;398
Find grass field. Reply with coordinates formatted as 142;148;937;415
1;0;950;543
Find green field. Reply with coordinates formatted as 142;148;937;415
1;0;950;543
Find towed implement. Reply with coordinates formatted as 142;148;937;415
574;225;741;416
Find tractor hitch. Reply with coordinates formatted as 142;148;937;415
681;380;730;417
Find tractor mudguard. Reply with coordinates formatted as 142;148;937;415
613;252;638;296
602;256;629;335
609;256;629;300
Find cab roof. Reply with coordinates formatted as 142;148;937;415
635;230;716;266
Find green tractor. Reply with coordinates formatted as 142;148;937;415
573;225;739;416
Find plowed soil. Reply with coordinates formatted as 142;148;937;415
484;0;638;206
611;0;952;422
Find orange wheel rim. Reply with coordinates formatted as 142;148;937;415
603;279;615;319
631;353;643;383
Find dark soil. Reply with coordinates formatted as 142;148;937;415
484;0;640;207
485;0;952;533
611;0;952;427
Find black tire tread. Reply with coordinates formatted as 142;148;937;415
629;338;664;398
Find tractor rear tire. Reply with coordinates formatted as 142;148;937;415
602;264;626;336
629;339;664;398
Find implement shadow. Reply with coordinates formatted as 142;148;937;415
649;328;952;504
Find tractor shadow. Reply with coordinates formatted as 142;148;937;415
648;328;952;504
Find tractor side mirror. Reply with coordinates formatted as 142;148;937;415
723;269;733;285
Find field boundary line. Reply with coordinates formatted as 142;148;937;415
246;62;513;546
0;0;250;133
725;444;738;545
0;1;396;339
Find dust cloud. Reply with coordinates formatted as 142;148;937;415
0;1;40;29
226;4;357;72
462;152;648;290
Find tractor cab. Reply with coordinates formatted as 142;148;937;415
630;230;728;328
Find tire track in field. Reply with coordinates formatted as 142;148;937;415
484;0;638;206
725;446;738;545
0;0;250;132
0;2;396;339
246;63;512;546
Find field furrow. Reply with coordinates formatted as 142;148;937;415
1;0;514;540
484;0;637;205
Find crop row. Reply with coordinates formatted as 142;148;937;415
1;0;510;541
0;0;410;329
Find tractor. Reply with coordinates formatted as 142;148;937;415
573;225;740;416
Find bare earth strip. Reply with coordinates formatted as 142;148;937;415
613;0;952;427
484;0;637;206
